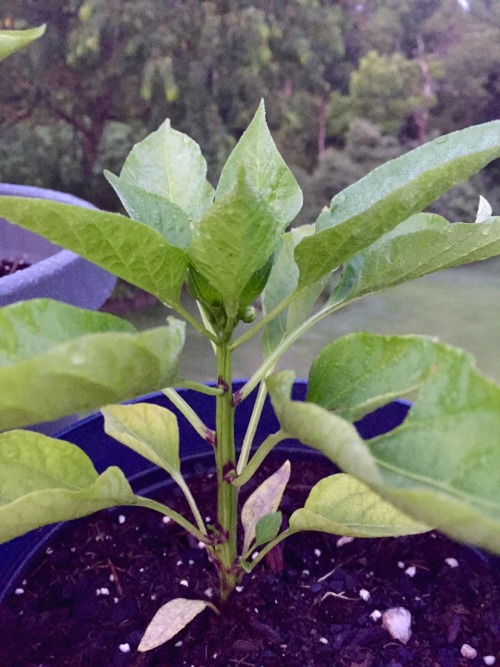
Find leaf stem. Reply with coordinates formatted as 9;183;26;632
175;302;220;344
134;496;210;544
233;429;288;488
174;379;224;397
235;302;344;403
174;474;208;536
244;529;291;571
236;380;269;475
164;388;216;446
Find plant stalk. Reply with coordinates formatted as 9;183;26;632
214;341;239;600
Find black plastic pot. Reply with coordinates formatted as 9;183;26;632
0;382;411;600
0;183;116;309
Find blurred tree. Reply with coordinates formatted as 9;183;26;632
328;50;432;138
423;0;500;131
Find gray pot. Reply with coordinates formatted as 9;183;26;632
0;183;116;309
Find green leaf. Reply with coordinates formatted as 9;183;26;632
254;511;283;548
138;598;215;652
290;474;428;537
262;226;328;355
241;460;290;554
307;333;447;421
267;343;500;554
0;300;185;429
188;170;282;317
0;197;188;306
217;100;302;229
115;118;214;221
267;371;381;485
103;403;180;477
0;25;45;61
0;298;134;366
295;121;500;286
368;343;500;554
105;171;192;248
0;430;136;543
328;214;500;309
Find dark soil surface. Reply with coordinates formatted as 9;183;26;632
0;258;30;277
0;456;498;667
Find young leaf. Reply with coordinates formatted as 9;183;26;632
0;198;188;306
0;430;136;543
254;511;283;548
241;460;291;555
188;170;282;317
307;333;447;421
112;118;214;222
290;474;428;537
138;598;216;652
0;300;185;429
0;24;45;61
104;172;192;248
328;214;500;310
295;121;500;286
217;100;302;228
103;403;180;477
262;225;328;355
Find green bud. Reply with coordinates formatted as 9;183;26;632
238;305;257;324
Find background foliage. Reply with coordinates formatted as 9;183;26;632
1;0;498;220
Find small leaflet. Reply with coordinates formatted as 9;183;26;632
241;461;291;555
138;598;216;652
475;195;493;223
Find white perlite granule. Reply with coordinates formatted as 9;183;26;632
382;607;412;644
483;656;496;665
118;643;130;653
461;644;478;660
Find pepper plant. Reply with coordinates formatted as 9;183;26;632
0;103;500;651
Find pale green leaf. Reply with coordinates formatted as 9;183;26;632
241;460;290;554
188;170;281;317
328;214;500;310
0;298;134;366
254;511;283;548
262;225;328;355
217;100;302;228
0;430;136;543
307;333;447;421
368;343;500;554
117;118;214;221
105;171;192;248
0;25;45;61
0;197;187;306
267;345;500;554
267;371;381;485
0;300;185;429
295;121;500;286
290;474;428;537
103;403;180;476
138;598;213;652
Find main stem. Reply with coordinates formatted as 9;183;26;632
214;340;239;600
